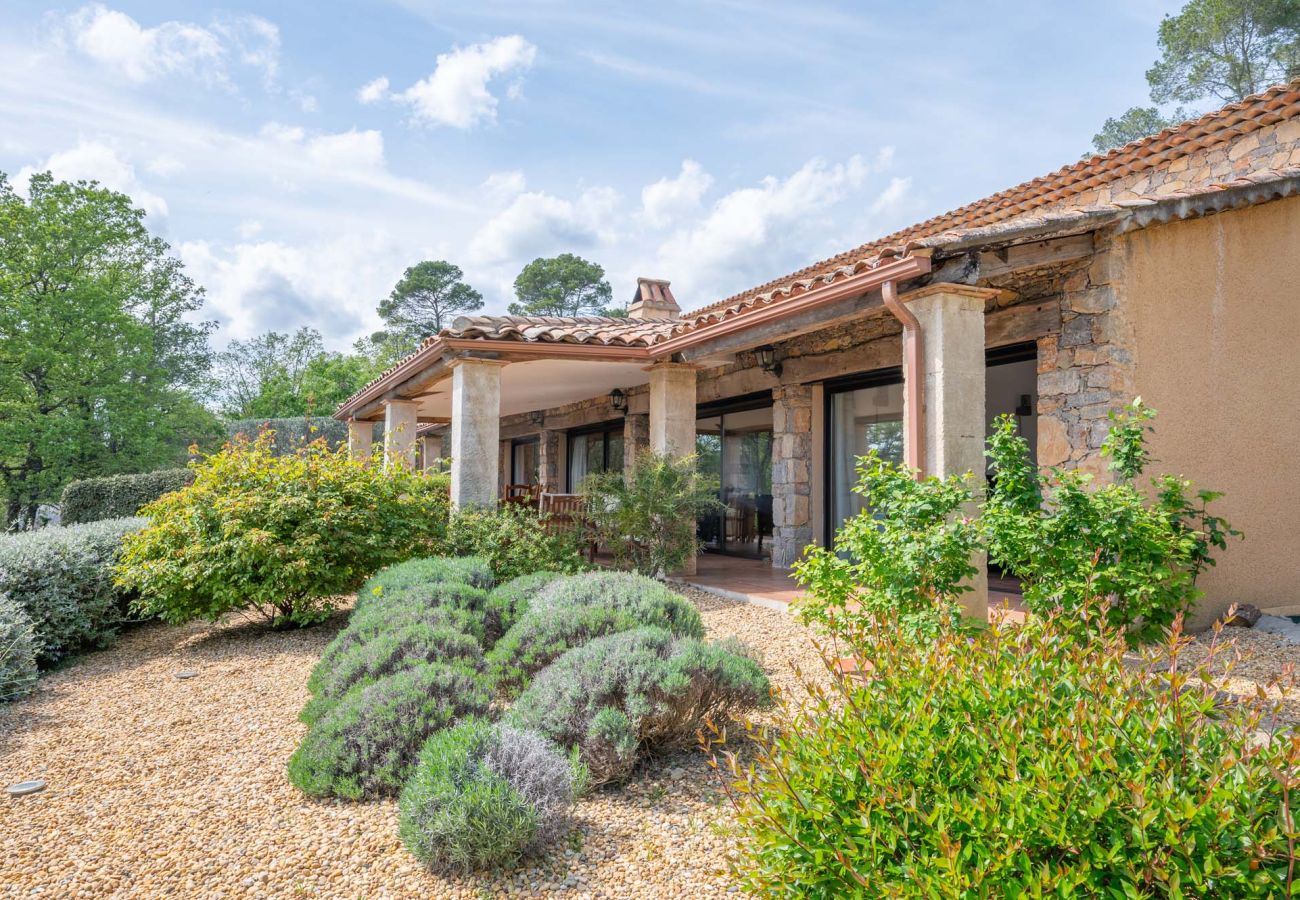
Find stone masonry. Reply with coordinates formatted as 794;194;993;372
770;383;813;569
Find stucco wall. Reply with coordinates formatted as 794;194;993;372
1120;194;1300;627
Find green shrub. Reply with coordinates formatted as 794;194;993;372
0;595;38;702
302;621;485;724
985;402;1239;641
0;517;147;665
399;718;583;873
582;450;721;576
357;556;494;606
60;468;195;525
306;601;486;696
442;504;587;583
488;572;705;696
115;433;450;628
287;663;490;800
510;627;769;786
485;571;565;642
711;605;1300;898
224;416;349;454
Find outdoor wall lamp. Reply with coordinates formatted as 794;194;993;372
609;388;627;412
756;345;782;377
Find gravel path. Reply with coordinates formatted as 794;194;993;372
0;592;823;899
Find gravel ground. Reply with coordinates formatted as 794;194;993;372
0;591;823;899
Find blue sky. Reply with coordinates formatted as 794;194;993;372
0;1;1184;348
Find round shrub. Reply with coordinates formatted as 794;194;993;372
288;663;490;800
533;572;704;638
485;571;566;645
0;595;38;703
399;718;582;873
306;601;485;696
509;627;769;786
302;621;485;724
358;556;494;608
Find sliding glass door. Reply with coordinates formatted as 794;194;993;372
695;396;774;558
827;371;904;535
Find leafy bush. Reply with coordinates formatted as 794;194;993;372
287;663;490;800
398;718;583;873
0;517;147;665
985;402;1238;640
485;571;565;642
710;604;1300;898
0;595;38;702
357;556;494;605
60;468;194;525
302;621;485;724
510;627;769;785
488;572;705;695
116;433;450;628
442;504;587;583
582;450;720;576
224;416;349;454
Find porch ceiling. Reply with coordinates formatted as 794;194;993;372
411;358;651;420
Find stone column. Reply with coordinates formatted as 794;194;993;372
382;399;420;470
449;358;506;508
647;362;698;574
771;383;813;569
623;413;649;472
419;433;444;473
347;418;374;462
538;430;561;493
905;285;989;621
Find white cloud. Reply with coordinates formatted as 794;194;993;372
870;176;912;216
641;159;713;228
236;220;263;239
259;123;385;172
468;185;619;265
52;4;279;86
390;35;537;129
482;170;527;201
356;76;390;104
17;140;168;218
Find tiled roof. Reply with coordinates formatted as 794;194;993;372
673;78;1300;334
446;314;673;347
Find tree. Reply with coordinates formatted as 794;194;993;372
376;260;482;355
213;326;380;419
508;254;618;317
1090;0;1300;152
0;172;218;528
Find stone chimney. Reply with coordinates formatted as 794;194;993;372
627;278;680;321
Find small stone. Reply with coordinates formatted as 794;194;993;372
1222;603;1262;628
175;670;199;679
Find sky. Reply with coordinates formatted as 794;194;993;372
0;1;1185;350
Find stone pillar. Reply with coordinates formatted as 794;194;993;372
420;433;443;473
623;413;649;472
905;286;989;621
538;430;561;493
647;362;697;574
647;363;696;457
771;383;813;569
382;399;420;470
347;419;374;462
449;358;505;508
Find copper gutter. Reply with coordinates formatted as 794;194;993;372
881;279;925;477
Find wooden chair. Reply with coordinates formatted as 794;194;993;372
502;483;541;509
539;493;598;562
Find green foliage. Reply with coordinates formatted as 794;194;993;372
0;517;147;665
398;718;582;873
115;433;450;628
287;663;491;800
223;417;349;455
357;556;494;606
301;620;485;724
486;571;566;641
1090;105;1187;153
794;451;981;640
442;504;587;584
0;594;38;702
0;171;218;528
710;604;1300;898
376;260;483;356
60;469;194;525
986;402;1238;641
510;627;770;786
507;253;617;317
488;572;706;696
583;451;721;576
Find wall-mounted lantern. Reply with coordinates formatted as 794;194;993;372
609;388;627;413
756;345;782;378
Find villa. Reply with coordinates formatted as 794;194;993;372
337;79;1300;628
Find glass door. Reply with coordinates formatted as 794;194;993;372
696;398;774;559
827;373;904;535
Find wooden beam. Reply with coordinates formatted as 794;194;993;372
985;300;1061;347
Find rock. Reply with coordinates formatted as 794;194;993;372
1222;603;1262;627
1254;615;1300;643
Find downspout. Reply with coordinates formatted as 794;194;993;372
881;278;925;478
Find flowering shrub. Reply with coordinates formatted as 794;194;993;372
115;434;450;627
709;605;1300;898
357;556;494;604
485;571;566;643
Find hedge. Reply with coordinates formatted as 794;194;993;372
60;469;195;525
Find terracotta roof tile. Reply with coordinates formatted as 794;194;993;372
445;314;674;347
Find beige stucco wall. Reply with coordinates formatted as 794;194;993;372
1120;194;1300;627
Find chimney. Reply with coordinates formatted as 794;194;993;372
627;277;680;321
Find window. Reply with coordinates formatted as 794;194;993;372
511;437;539;485
825;369;904;535
566;423;624;491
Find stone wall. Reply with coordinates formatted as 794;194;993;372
770;383;814;568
